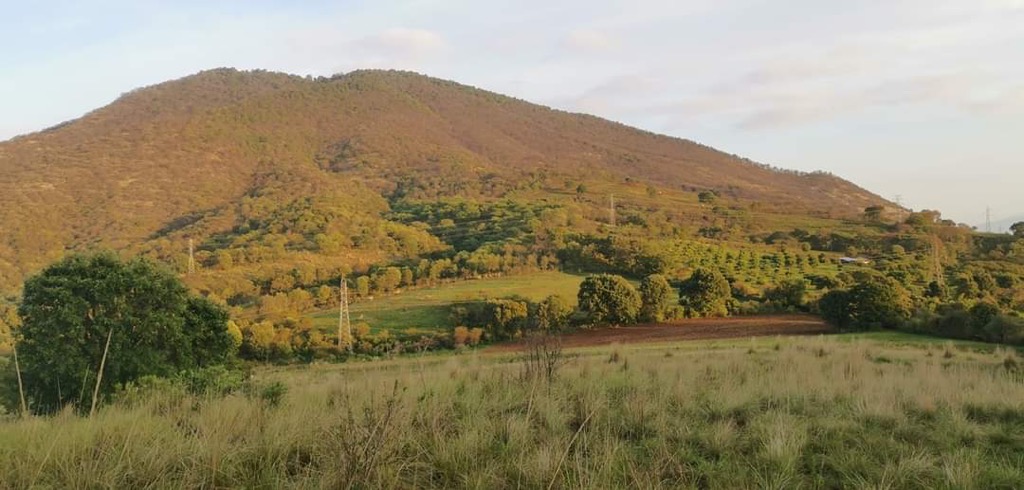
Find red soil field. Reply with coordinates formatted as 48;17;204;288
489;314;832;352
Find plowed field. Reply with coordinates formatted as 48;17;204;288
490;314;832;351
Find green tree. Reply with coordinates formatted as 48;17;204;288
818;289;853;330
818;276;911;330
11;252;233;414
400;268;414;287
969;302;1001;339
213;249;234;270
863;205;884;222
639;274;672;322
534;294;574;330
355;275;370;297
764;279;808;310
577;274;641;325
484;299;529;339
678;268;732;317
372;267;403;292
1011;221;1024;238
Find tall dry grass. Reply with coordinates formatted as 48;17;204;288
1;336;1023;488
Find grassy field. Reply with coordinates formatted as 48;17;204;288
2;334;1023;488
308;272;585;332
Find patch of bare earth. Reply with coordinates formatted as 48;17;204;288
488;314;832;352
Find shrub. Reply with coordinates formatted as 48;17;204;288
818;276;911;331
577;274;642;325
639;274;673;322
765;279;808;310
678;268;732;318
984;315;1024;345
534;295;574;330
484;299;530;339
452;326;484;347
453;326;472;347
969;302;1002;338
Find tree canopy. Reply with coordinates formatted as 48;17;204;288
10;252;234;414
577;274;641;326
639;274;673;322
819;275;912;330
678;268;732;317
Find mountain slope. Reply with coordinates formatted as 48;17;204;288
0;68;887;294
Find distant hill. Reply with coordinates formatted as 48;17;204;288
0;68;889;295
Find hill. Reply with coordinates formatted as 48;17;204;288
0;68;889;297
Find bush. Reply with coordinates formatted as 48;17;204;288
678;268;732;318
484;299;530;339
639;274;673;322
254;381;287;408
452;327;484;347
178;365;247;396
969;302;1002;338
818;276;911;331
983;315;1024;345
932;305;973;339
577;274;642;325
534;295;574;330
764;279;807;310
453;326;472;347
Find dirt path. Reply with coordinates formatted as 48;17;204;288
488;314;832;352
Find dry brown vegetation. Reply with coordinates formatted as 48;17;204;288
1;335;1022;488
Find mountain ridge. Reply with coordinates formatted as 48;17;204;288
0;67;890;295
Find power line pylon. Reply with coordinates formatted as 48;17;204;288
187;238;196;275
337;275;352;351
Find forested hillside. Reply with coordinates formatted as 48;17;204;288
5;68;1023;356
0;68;885;294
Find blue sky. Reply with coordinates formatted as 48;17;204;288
3;0;1022;226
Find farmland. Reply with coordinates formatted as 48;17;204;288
489;314;831;351
2;333;1023;488
307;272;585;332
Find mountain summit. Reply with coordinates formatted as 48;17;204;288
0;68;885;293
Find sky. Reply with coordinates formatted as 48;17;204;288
2;0;1023;227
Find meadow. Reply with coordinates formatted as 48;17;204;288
2;334;1023;489
308;271;584;332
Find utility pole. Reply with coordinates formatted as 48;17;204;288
337;275;352;351
609;194;616;227
187;238;196;275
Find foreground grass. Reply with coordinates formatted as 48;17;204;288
308;271;584;332
2;337;1024;488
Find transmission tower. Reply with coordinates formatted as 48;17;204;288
337;275;352;351
187;239;196;275
986;207;992;233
